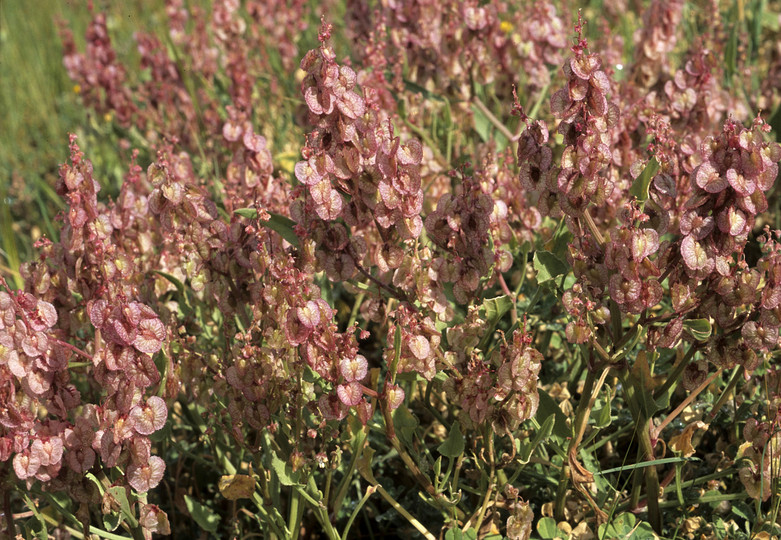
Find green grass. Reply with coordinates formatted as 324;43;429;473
0;0;163;278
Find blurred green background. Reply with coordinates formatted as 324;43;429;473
0;0;159;286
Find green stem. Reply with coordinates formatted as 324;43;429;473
288;488;302;540
472;431;496;533
347;292;365;329
638;418;662;533
379;397;465;520
708;366;743;418
331;427;368;516
554;367;599;521
341;485;376;540
527;78;552;120
653;344;698;401
375;484;436;540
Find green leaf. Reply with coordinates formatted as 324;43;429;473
150;270;185;296
438;421;465;458
472;104;491;143
21;493;48;540
479;295;513;325
683;318;712;341
402;78;446;102
393;404;419;451
234;208;258;218
537;517;564;538
519;413;555;464
107;485;137;529
599;512;636;537
629;158;659;202
271;452;302;486
595;457;699;476
537;389;570;439
184;494;220;533
102;509;122;532
470;104;509;152
593;391;613;429
445;527;477;540
234;209;300;247
533;251;569;283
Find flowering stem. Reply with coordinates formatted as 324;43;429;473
581;207;605;247
52;338;93;362
497;273;518;325
349;250;416;312
472;97;516;142
651;369;723;442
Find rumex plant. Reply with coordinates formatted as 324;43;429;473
3;1;781;539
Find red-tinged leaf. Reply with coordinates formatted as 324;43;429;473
587;89;608;117
242;131;266;153
8;351;29;378
738;189;768;215
294;159;324;186
139;504;171;535
297;301;321;329
632;229;659;261
570;54;600;79
130;396;168;435
338;65;357;89
337;382;363;406
606;103;620;127
378;180;401;209
21;331;48;358
13;451;41;480
590;69;611;94
340;354;368;382
318;394;348;420
717;206;748;237
337;91;365;120
309;179;331;205
127;455;165;493
303;85;325;115
403;215;423;239
408;335;430;360
568;77;589;101
757;161;778;192
386;383;405;410
727;167;755;196
134;318;165;355
397;139;422;166
315;189;343;221
25;370;52;396
222;120;242;142
30;301;57;332
356;399;374;425
681;235;709;271
550;88;571;116
694;161;728;193
31;437;63;467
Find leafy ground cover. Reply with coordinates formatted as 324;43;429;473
2;1;781;539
